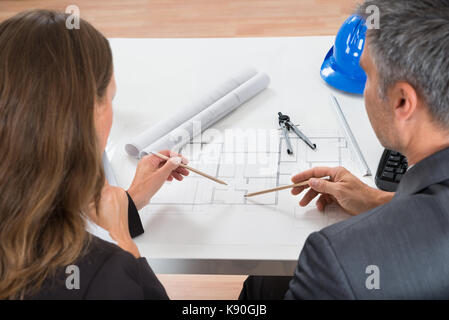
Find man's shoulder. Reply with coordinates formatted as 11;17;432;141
321;190;447;240
314;190;449;298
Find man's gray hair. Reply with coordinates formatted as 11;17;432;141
356;0;449;128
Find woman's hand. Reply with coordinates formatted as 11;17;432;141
127;150;189;210
88;184;140;258
291;166;394;215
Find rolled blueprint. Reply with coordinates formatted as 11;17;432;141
125;68;258;157
140;72;270;158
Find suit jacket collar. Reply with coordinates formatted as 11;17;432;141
396;146;449;196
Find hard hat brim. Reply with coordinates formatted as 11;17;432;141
320;47;366;95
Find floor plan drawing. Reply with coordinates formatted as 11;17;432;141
111;129;357;248
148;132;352;207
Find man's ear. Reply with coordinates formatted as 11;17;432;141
388;81;418;123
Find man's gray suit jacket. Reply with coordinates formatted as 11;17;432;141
285;146;449;299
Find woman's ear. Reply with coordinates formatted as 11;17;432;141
94;75;115;152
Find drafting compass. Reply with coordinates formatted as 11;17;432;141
278;112;316;155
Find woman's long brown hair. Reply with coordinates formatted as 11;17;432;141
0;10;113;299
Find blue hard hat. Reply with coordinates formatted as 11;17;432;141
320;15;367;95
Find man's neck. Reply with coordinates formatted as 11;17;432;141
404;127;449;166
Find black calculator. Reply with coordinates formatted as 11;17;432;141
375;149;408;192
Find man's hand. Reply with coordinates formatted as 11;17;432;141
88;184;140;258
127;150;189;210
291;166;394;215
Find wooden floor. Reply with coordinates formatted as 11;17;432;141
0;0;358;300
158;274;247;300
0;0;358;38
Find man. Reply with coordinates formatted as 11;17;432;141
240;0;449;299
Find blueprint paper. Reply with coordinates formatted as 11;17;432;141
125;68;258;157
140;72;270;157
132;130;356;248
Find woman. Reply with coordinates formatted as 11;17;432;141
0;9;188;299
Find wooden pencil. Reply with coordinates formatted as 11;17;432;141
150;151;227;185
244;180;311;198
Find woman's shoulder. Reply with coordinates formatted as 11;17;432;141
29;235;168;300
84;235;129;264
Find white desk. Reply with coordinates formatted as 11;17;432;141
107;37;384;275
